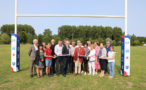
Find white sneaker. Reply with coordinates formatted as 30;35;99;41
95;72;97;75
84;72;87;75
81;71;84;74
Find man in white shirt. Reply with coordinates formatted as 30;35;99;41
70;41;76;74
55;40;63;75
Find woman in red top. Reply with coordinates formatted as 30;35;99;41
44;43;55;78
74;42;85;75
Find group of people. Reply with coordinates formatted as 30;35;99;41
28;39;116;79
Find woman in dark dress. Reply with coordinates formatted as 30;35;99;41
35;45;44;78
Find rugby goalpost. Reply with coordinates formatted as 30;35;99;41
11;0;130;76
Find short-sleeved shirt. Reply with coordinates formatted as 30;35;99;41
45;48;52;60
108;51;115;62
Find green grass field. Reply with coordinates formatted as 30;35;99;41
0;44;146;90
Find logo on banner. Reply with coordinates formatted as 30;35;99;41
126;56;129;59
13;53;15;56
126;49;130;53
12;47;16;50
126;66;129;69
12;62;15;66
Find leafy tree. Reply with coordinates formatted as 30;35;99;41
52;34;61;44
58;25;122;45
0;24;35;36
133;40;140;46
1;24;144;46
38;34;43;45
20;31;27;43
42;36;50;44
98;38;104;44
137;37;146;45
131;34;137;45
43;29;52;37
0;33;11;44
112;27;122;42
111;40;116;46
118;41;121;46
27;34;37;44
41;29;52;43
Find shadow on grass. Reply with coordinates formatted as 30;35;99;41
20;67;29;72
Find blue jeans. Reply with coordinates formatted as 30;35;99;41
45;59;52;66
108;62;115;77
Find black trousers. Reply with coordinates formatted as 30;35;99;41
50;58;56;75
56;56;63;75
83;57;88;72
81;63;83;71
68;56;74;73
62;56;69;75
105;59;108;73
99;59;107;71
43;58;46;74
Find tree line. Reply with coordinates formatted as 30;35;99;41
58;25;123;45
0;24;146;46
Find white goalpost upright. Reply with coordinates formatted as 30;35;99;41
11;0;130;76
14;0;18;34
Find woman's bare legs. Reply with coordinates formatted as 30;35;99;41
99;70;104;77
39;68;43;77
46;66;51;78
36;68;40;78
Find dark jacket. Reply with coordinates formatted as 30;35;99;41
62;45;70;55
35;50;44;65
28;45;36;60
51;44;55;56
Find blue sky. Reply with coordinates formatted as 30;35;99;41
0;0;146;37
